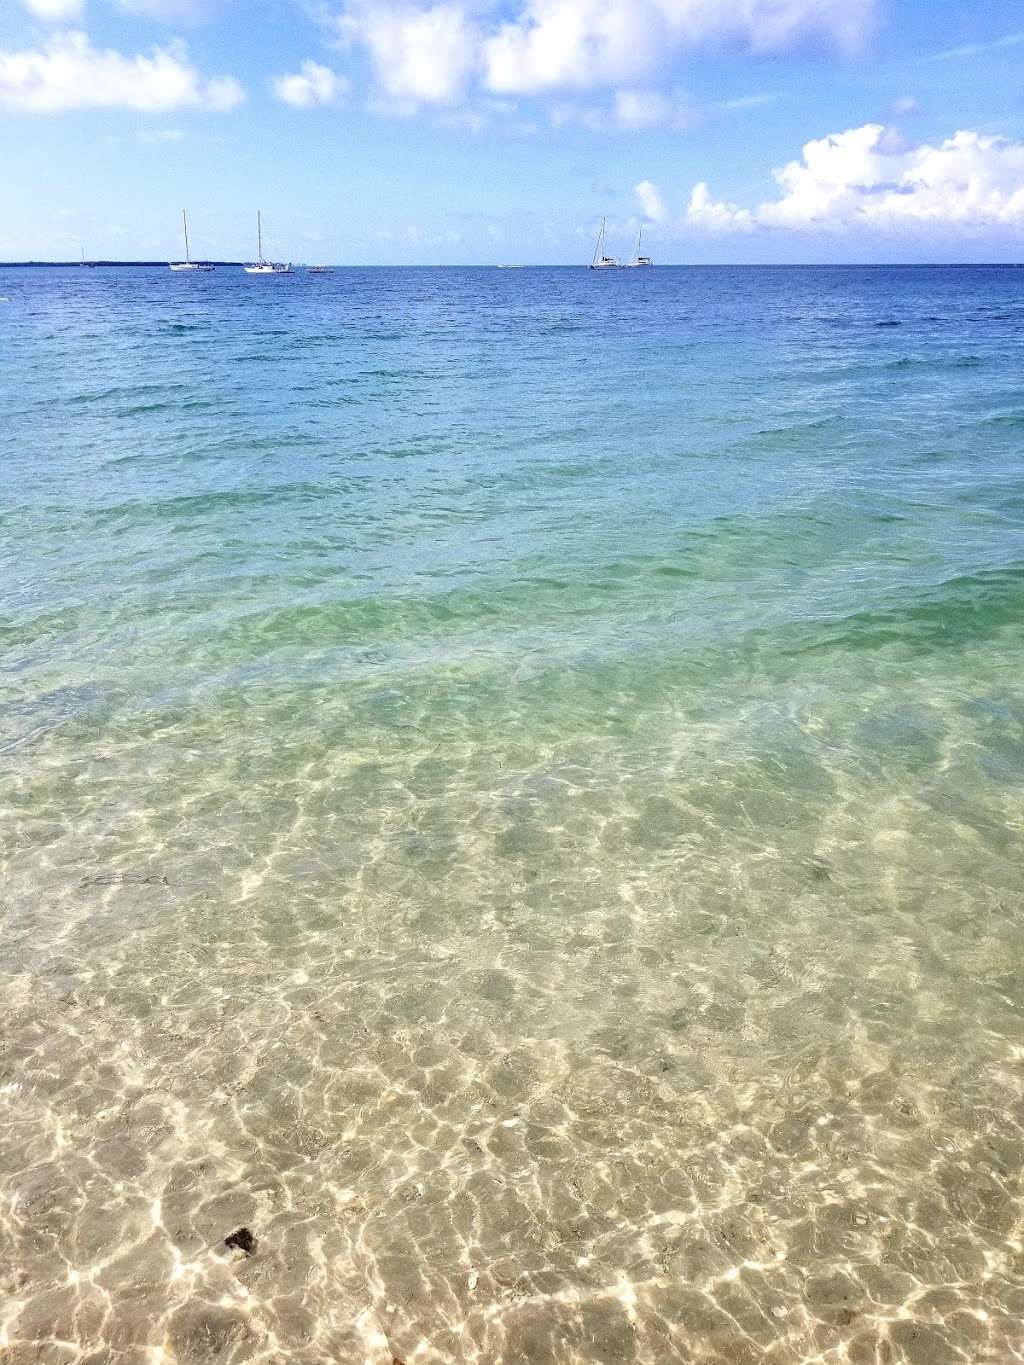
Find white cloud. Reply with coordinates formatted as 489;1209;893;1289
547;84;769;132
718;92;779;111
686;124;1024;233
274;59;350;107
20;0;84;20
633;177;666;221
547;100;604;129
890;94;918;116
483;0;873;94
135;125;184;141
0;31;244;112
114;0;225;20
483;0;652;94
435;104;489;130
337;3;478;104
613;88;694;129
333;0;876;105
687;180;753;232
927;30;1024;61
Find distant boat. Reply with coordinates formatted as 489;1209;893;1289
244;211;293;274
79;245;97;268
589;217;618;269
626;224;653;268
307;265;334;274
169;210;214;272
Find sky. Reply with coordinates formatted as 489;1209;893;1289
1;0;1023;263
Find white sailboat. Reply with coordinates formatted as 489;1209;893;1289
589;217;618;269
626;223;653;267
244;211;293;274
169;210;214;271
79;245;97;268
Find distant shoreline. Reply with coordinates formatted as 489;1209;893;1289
0;261;245;269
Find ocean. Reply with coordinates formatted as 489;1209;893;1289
2;264;1023;1363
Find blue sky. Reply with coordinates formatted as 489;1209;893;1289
2;0;1023;262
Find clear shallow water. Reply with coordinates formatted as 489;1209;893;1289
1;264;1024;1364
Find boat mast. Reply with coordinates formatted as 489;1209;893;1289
592;217;606;267
635;223;643;263
182;210;191;265
257;210;263;264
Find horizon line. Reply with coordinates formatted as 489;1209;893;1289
2;260;1023;270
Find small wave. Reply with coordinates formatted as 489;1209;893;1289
356;367;440;382
118;400;172;416
789;563;1024;657
881;354;986;372
87;481;329;524
61;381;190;407
753;415;844;442
909;448;960;464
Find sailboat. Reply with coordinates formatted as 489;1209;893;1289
244;211;293;274
589;217;618;269
626;224;653;267
79;246;97;268
169;210;215;271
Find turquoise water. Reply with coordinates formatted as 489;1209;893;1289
2;265;1024;1363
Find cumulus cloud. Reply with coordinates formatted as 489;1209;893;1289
274;59;350;107
337;2;479;104
20;0;85;20
633;177;667;221
334;0;876;106
483;0;651;94
687;181;753;231
0;31;244;112
483;0;873;94
686;124;1024;232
